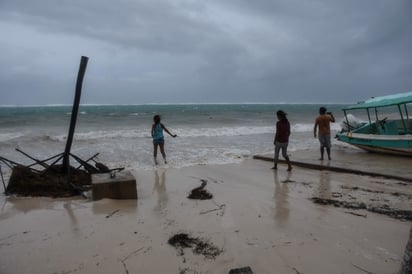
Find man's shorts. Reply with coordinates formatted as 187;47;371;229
318;134;331;148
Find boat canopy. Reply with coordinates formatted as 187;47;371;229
343;91;412;110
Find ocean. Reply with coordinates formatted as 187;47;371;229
0;104;347;174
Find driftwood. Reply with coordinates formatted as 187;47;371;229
70;153;124;174
16;148;51;169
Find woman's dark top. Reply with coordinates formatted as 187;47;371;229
275;119;290;143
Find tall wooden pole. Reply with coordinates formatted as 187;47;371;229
62;56;89;171
400;225;412;274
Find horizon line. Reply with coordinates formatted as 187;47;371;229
0;102;350;107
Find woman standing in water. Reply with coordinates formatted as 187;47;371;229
273;110;292;171
151;115;177;165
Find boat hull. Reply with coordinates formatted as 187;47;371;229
336;132;412;156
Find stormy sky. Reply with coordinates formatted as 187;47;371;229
1;0;411;105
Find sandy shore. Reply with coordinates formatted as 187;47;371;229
0;158;411;274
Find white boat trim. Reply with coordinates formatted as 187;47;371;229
353;144;412;155
346;132;412;141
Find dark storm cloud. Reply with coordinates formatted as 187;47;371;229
0;0;411;105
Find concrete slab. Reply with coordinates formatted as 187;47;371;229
229;266;253;274
91;170;137;200
254;146;412;182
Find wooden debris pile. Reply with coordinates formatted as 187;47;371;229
1;151;122;197
0;56;123;198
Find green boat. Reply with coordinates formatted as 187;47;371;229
336;91;412;156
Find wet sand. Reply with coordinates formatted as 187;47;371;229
256;145;412;182
0;156;411;274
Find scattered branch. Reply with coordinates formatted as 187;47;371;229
106;209;120;219
352;263;374;274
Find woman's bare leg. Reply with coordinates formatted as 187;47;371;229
159;143;167;163
153;143;159;165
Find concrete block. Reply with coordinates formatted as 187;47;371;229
92;170;137;200
229;267;253;274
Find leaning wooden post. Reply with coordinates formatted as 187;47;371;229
0;164;6;192
62;56;89;172
400;225;412;274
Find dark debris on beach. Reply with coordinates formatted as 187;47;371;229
311;197;412;221
187;179;213;200
168;233;223;259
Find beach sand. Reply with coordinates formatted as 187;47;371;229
0;152;411;274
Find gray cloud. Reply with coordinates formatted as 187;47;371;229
0;0;411;105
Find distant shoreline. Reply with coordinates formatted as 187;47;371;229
0;102;349;108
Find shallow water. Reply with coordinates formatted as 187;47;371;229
0;104;346;172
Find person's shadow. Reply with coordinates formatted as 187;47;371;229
153;169;168;212
64;201;80;236
317;171;331;199
273;170;290;227
315;171;332;216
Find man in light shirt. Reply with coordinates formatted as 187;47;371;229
314;107;335;160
